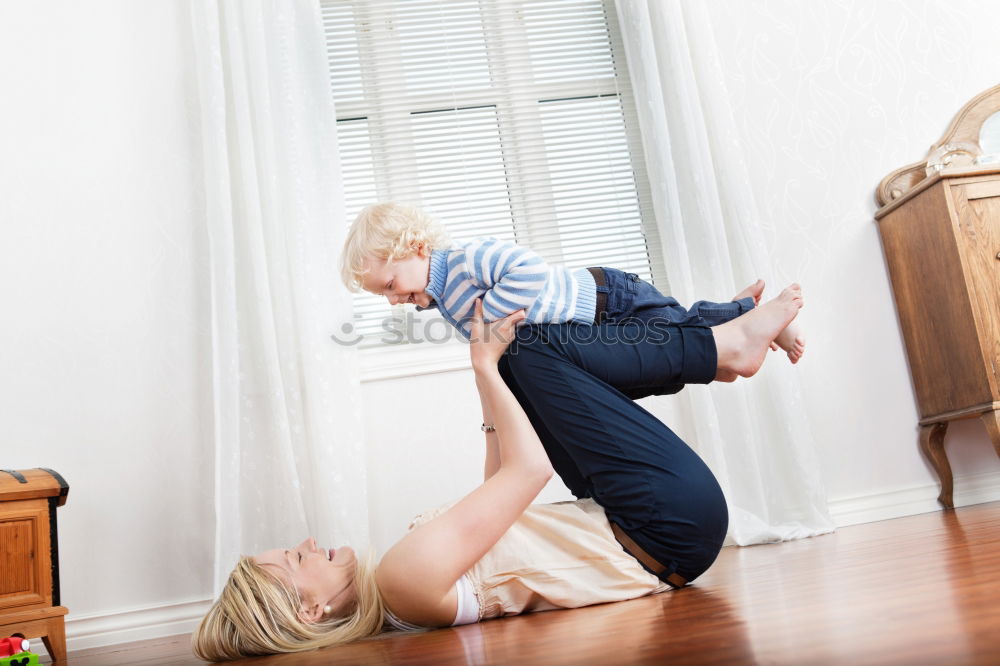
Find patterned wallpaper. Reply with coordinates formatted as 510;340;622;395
708;0;999;282
703;0;1000;493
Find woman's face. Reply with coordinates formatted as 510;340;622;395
254;537;358;623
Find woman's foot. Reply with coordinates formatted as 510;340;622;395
715;369;740;383
732;278;765;305
711;284;803;379
772;320;806;364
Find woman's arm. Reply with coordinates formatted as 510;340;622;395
376;301;553;625
480;380;501;480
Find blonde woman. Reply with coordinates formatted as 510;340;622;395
193;286;803;661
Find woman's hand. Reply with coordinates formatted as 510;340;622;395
469;299;526;371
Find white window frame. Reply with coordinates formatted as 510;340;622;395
327;0;663;382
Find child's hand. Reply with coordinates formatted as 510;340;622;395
469;299;526;370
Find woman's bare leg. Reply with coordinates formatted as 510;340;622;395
712;284;802;380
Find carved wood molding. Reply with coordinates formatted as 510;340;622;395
876;83;1000;208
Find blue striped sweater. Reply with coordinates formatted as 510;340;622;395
417;237;597;339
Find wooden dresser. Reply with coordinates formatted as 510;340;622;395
875;84;1000;509
0;469;69;662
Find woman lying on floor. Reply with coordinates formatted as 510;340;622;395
193;287;803;661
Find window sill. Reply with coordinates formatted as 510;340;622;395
360;339;472;383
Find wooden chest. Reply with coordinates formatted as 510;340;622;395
0;469;69;662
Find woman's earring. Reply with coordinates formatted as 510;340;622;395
324;605;332;615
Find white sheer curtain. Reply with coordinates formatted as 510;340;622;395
615;0;835;545
189;0;368;593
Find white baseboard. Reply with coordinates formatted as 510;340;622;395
53;598;212;656
827;469;1000;527
36;472;1000;657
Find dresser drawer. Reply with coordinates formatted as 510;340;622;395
949;177;1000;397
0;498;52;612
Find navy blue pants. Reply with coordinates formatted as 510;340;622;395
597;266;753;329
497;271;735;585
593;267;752;398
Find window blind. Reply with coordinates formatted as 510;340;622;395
321;0;664;349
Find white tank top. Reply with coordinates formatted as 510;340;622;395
383;574;479;630
452;574;479;625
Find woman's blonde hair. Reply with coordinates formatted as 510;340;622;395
191;550;386;661
340;202;450;292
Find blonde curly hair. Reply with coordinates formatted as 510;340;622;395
340;202;451;292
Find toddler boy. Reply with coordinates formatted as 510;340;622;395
340;203;803;363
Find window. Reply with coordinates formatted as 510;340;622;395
321;0;663;373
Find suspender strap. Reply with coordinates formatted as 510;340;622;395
587;267;608;324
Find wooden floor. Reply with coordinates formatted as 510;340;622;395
46;501;1000;665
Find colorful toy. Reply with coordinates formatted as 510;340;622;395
0;637;28;657
0;636;38;666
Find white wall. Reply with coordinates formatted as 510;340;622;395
2;0;999;653
0;0;214;630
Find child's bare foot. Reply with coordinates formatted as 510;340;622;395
711;284;803;379
772;320;806;364
733;277;803;362
732;278;765;305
